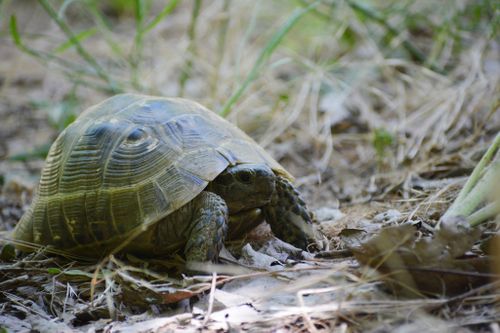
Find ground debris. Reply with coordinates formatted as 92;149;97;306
1;0;499;331
350;218;495;297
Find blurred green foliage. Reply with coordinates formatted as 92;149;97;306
3;0;497;161
98;0;137;16
47;267;62;275
373;128;394;162
35;97;79;132
0;243;16;262
8;0;496;103
8;96;79;161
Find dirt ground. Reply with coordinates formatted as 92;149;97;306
0;1;499;332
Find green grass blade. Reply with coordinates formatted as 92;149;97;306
11;15;123;93
38;0;119;92
210;0;231;98
179;0;202;96
441;133;500;225
344;0;444;73
9;15;23;48
86;3;128;63
53;27;98;54
142;0;181;34
133;0;148;46
11;15;116;86
134;0;145;26
130;0;146;90
219;2;319;117
59;0;79;17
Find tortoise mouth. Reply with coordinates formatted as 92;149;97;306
230;207;261;217
226;192;271;214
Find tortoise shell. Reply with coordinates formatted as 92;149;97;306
13;94;292;256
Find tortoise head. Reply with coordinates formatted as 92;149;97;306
208;164;276;213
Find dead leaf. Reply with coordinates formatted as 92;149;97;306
351;223;492;297
338;228;370;249
160;289;196;304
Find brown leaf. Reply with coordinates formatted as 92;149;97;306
351;224;492;297
339;228;372;249
160;290;196;304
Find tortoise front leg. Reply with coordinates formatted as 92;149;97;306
227;208;264;240
183;191;229;262
263;176;314;250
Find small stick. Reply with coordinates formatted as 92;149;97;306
202;272;218;327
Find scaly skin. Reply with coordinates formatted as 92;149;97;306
263;176;313;250
146;191;229;262
147;164;314;262
183;192;228;262
226;208;263;240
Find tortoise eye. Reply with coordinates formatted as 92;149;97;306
237;171;253;184
126;128;147;142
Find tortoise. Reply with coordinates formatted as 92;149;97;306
13;94;314;261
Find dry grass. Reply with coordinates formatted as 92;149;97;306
0;0;498;332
